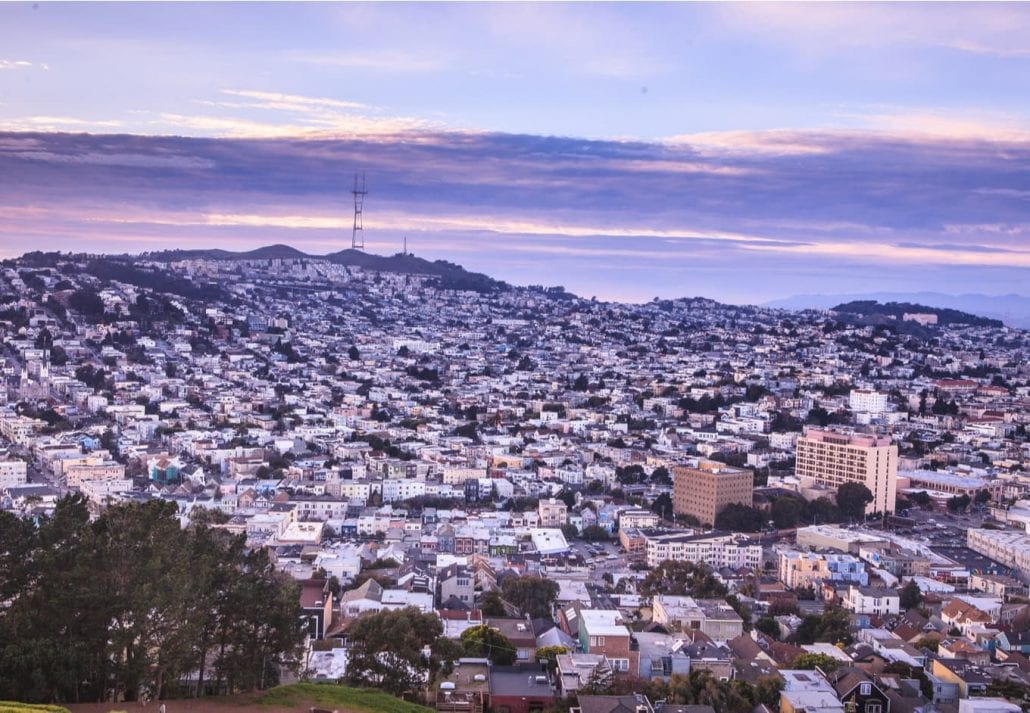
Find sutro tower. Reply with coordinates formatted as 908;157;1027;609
351;173;367;250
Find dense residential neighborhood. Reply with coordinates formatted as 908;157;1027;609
1;249;1029;712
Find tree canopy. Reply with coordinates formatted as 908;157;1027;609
836;482;874;520
0;496;304;703
499;575;560;619
460;625;516;665
345;607;452;696
639;560;728;598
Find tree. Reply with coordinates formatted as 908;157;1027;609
771;496;804;529
754;675;785;708
914;636;940;653
580;525;610;542
714;503;766;532
640;560;727;598
536;645;570;671
478;590;508;617
974;489;991;505
909;491;932;508
579;661;614;695
345;607;442;695
755;617;780;639
792;652;842;673
650;492;673;520
836;482;874;520
793;606;853;646
348;345;361;361
500;575;560;619
947;494;971;512
460;625;517;665
0;496;304;702
900;580;922;610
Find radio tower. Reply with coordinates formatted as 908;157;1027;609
351;173;367;250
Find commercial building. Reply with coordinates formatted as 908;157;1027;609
795;428;898;515
966;529;1030;583
672;460;753;527
849;389;888;414
644;531;762;570
537;498;568;528
0;458;28;489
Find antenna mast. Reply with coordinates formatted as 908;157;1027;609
351;173;367;249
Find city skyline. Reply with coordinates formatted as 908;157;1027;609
2;2;1030;303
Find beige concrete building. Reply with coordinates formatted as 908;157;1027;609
795;428;898;514
537;497;568;528
672;460;753;527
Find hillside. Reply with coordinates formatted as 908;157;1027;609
140;245;508;294
767;291;1029;328
830;300;1002;328
63;685;433;713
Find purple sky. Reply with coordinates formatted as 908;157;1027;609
2;3;1029;303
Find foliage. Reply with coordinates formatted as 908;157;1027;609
791;652;842;672
259;683;433;713
0;496;304;703
536;646;570;670
793;606;853;646
580;525;610;542
714;503;766;532
900;580;922;610
771;496;804;528
914;636;939;653
499;575;560;619
478;590;508;617
640;670;756;713
947;494;971;512
639;560;728;598
460;625;516;666
836;482;874;520
755;617;780;639
344;607;443;696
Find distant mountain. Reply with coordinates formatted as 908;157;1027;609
323;249;508;293
830;300;1002;328
143;244;311;262
766;291;1030;329
142;244;509;294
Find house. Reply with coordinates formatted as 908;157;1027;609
844;586;900;617
827;667;891;713
488;617;538;662
997;630;1030;655
572;695;654;713
779;669;846;713
556;653;612;697
633;632;691;681
488;664;555;713
578;610;638;676
435;658;490;713
300;578;333;641
438;563;475;609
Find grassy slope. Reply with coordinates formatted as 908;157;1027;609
259;685;432;713
0;705;72;713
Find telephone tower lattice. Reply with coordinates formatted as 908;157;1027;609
351;173;367;249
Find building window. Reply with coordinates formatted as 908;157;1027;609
865;704;880;713
611;658;629;671
860;683;872;696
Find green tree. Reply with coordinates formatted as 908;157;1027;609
836;482;874;520
640;560;727;598
345;607;442;695
771;496;804;529
900;580;922;610
714;503;766;532
460;625;517;665
755;617;780;639
500;575;560;619
754;675;785;707
478;590;508;617
794;606;853;646
947;494;971;512
792;652;842;673
536;645;570;672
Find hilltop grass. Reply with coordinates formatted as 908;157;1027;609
259;684;432;713
0;704;72;713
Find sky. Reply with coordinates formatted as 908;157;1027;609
1;2;1029;304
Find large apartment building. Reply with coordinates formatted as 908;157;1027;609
795;428;898;515
672;460;753;527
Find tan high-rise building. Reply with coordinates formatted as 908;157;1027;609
795;427;897;514
673;461;753;527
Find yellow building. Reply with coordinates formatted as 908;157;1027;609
672;460;753;527
795;428;897;514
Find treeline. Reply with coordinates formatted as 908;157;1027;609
0;497;304;703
